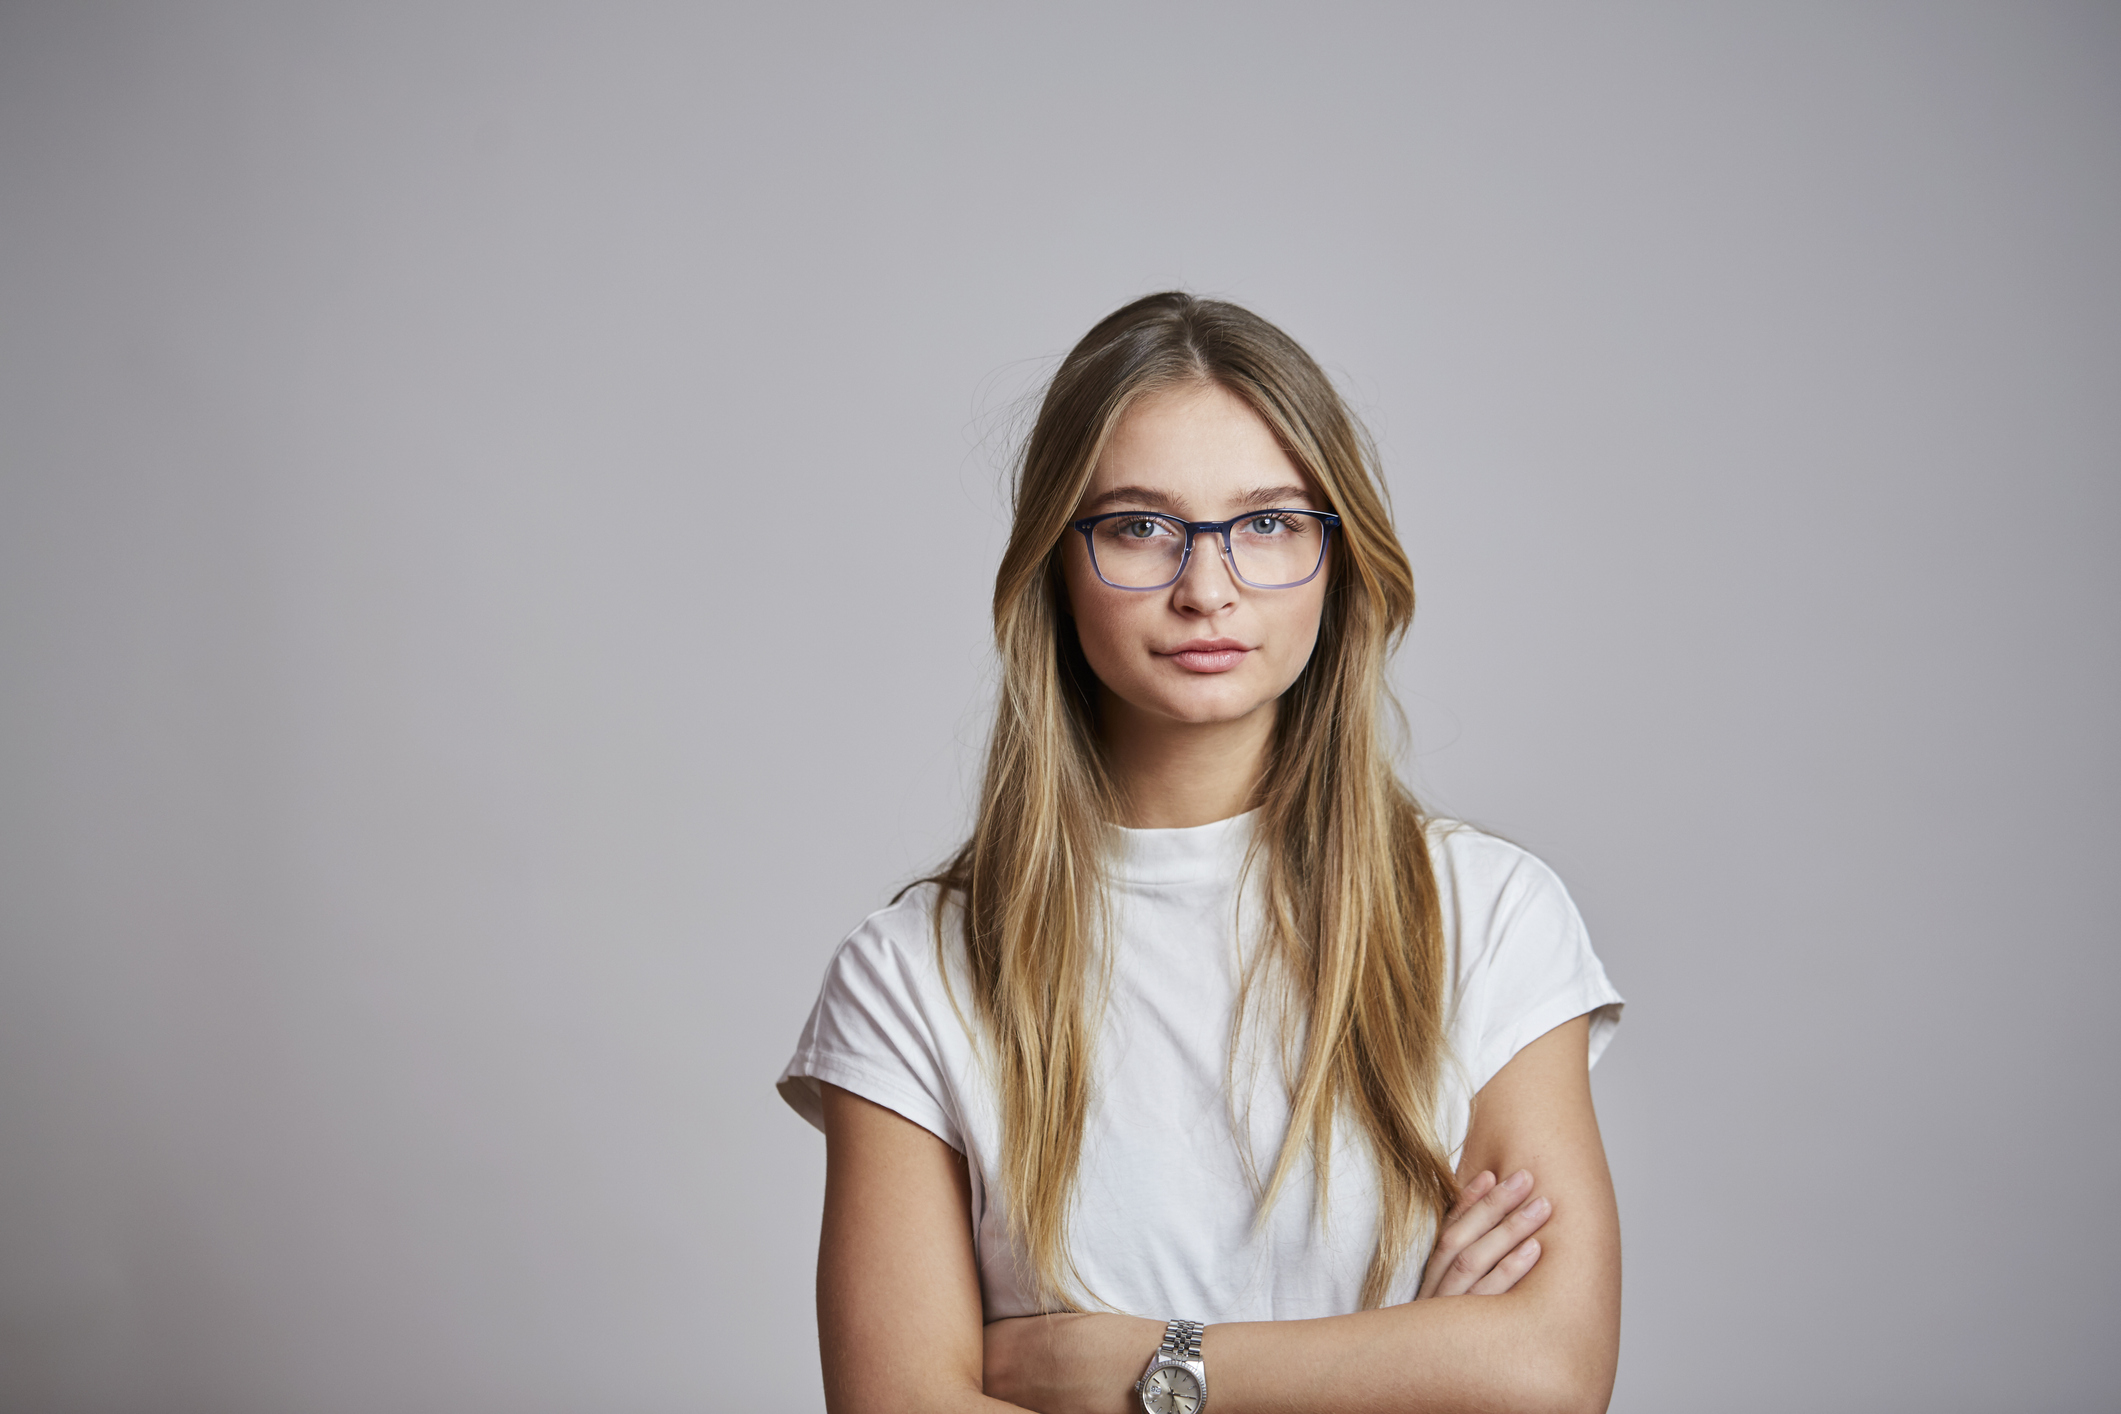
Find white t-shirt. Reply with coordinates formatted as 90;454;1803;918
776;813;1622;1322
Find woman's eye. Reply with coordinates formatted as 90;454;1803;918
1121;518;1165;539
1248;515;1286;535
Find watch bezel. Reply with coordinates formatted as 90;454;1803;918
1136;1355;1206;1413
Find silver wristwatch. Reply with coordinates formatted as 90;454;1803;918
1136;1318;1207;1414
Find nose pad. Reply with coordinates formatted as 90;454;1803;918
1173;531;1240;605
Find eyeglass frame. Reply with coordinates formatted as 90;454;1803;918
1069;508;1342;592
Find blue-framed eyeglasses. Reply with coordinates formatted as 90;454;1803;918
1071;509;1340;591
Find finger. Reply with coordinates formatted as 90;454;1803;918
1468;1237;1541;1297
1450;1170;1499;1215
1420;1169;1528;1298
1419;1170;1530;1299
1433;1169;1534;1264
1441;1171;1497;1225
1443;1192;1552;1296
1437;1192;1552;1297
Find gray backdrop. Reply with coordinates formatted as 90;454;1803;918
2;4;2115;1411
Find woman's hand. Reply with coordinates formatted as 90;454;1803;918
1414;1167;1553;1299
983;1311;1164;1414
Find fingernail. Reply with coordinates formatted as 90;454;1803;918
1523;1239;1540;1258
1503;1170;1531;1192
1527;1196;1551;1218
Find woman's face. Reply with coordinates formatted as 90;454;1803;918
1061;381;1331;734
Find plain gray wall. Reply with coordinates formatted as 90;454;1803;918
2;4;2116;1411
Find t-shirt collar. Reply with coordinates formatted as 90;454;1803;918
1108;809;1257;886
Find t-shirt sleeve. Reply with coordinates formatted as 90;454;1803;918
776;904;968;1153
1449;839;1625;1097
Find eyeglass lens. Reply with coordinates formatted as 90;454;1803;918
1088;513;1326;589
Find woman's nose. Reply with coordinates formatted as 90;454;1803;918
1171;534;1239;613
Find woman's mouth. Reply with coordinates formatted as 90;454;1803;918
1161;639;1252;673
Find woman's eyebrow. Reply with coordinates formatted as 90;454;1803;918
1081;485;1182;512
1082;483;1317;514
1237;484;1316;508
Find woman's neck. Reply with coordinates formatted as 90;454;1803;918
1099;691;1276;829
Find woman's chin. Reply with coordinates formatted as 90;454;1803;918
1138;685;1277;728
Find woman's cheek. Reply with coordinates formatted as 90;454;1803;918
1091;614;1154;700
1064;594;1128;690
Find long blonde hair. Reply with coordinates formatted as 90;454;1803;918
932;292;1455;1311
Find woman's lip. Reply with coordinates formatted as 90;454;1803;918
1161;642;1253;673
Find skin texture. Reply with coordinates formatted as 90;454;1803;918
816;385;1621;1413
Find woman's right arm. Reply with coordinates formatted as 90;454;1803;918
819;1082;1042;1414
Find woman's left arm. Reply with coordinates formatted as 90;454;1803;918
985;1013;1621;1414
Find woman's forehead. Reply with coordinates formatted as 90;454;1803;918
1084;384;1315;514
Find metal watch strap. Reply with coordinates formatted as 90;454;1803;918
1158;1319;1205;1362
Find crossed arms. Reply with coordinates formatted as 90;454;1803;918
817;1013;1620;1414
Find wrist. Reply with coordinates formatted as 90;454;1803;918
1135;1317;1209;1413
1081;1314;1169;1414
984;1312;1166;1414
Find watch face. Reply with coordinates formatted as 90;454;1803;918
1141;1364;1202;1414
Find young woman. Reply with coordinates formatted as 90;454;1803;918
777;293;1625;1414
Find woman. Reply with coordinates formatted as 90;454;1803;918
778;293;1624;1414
